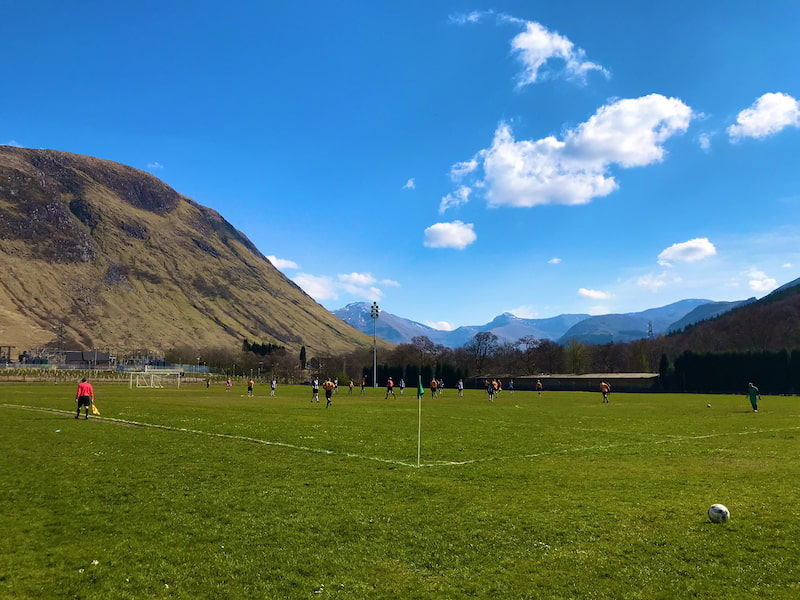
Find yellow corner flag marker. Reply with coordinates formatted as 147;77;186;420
91;403;100;416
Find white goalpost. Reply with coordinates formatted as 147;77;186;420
129;368;182;389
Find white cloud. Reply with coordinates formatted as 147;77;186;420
337;273;391;301
637;271;682;292
578;288;611;300
728;92;800;140
567;94;693;167
448;10;486;25
267;255;299;270
146;162;164;170
783;263;793;268
698;132;712;151
294;270;398;302
511;20;608;86
548;257;562;265
6;140;24;148
338;272;377;286
402;178;415;190
450;158;479;180
509;305;539;319
657;238;716;266
423;221;477;249
439;185;471;213
292;273;338;300
452;94;692;208
423;320;455;331
747;269;777;292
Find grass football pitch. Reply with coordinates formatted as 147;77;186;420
1;382;799;599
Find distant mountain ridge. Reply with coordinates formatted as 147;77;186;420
334;296;755;348
556;299;712;345
667;299;755;334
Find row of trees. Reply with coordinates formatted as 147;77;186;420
166;332;667;384
169;330;800;395
662;350;800;395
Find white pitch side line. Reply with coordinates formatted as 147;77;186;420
6;404;800;469
417;425;800;468
1;404;417;468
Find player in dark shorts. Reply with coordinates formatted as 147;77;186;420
75;377;94;419
323;379;335;408
600;381;610;403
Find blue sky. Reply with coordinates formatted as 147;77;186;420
3;2;800;330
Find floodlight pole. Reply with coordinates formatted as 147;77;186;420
370;301;380;388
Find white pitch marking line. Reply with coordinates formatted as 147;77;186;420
5;404;800;469
1;404;416;468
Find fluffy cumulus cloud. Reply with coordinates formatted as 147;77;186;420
443;94;693;210
267;255;299;270
423;221;477;249
747;269;777;293
292;273;338;300
338;273;400;300
338;272;378;286
293;271;399;302
449;12;607;86
728;92;800;141
657;238;716;267
578;288;611;300
402;178;415;190
511;20;608;86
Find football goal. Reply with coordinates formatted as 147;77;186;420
129;369;182;389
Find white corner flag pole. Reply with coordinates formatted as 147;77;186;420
417;375;423;467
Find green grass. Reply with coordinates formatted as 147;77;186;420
1;382;799;599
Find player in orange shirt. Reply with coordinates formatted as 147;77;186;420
600;381;610;403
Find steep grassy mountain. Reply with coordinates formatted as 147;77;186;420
557;299;711;345
0;146;375;355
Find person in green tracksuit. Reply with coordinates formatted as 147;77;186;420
747;382;761;412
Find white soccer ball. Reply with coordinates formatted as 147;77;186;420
707;403;711;408
708;503;730;523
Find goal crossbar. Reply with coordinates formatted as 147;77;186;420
129;371;181;389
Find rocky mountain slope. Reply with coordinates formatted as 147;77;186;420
0;146;374;355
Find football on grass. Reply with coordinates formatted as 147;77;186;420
708;504;730;523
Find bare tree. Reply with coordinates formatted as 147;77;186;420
464;332;499;375
516;335;541;375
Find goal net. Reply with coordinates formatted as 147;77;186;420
129;369;182;389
